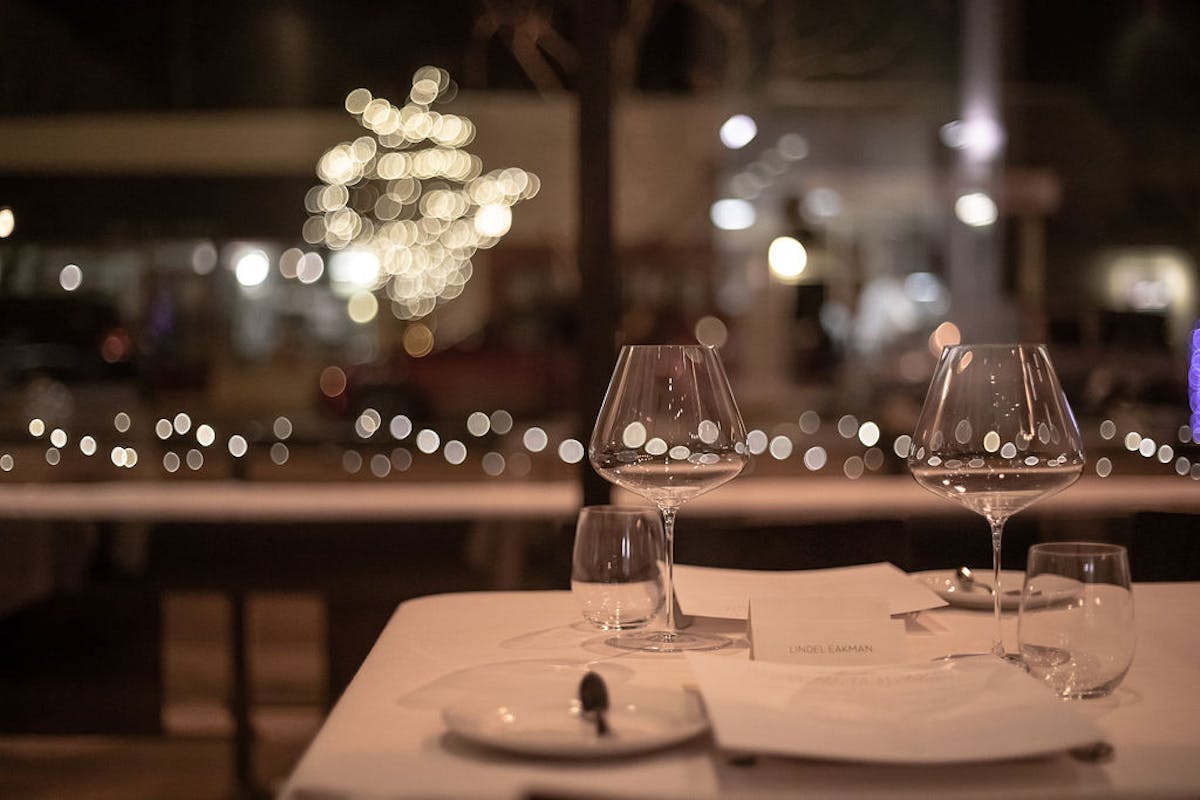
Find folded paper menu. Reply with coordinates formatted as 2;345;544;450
673;562;946;619
686;655;1105;764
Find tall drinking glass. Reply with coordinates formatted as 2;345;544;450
908;344;1084;657
589;344;749;652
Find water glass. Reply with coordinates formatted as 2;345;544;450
1018;542;1135;699
571;506;664;630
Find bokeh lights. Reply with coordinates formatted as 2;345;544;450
302;67;538;322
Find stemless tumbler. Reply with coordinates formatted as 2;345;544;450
1018;542;1135;699
570;506;665;630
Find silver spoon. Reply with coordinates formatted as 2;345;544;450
956;566;1023;596
579;671;610;736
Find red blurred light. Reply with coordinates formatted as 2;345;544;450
101;329;132;363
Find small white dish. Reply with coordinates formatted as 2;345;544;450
442;684;708;758
914;569;1081;611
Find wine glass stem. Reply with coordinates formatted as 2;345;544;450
989;516;1006;658
660;505;678;636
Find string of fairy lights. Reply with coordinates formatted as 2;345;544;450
1;412;1195;482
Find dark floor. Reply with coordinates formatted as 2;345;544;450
0;592;325;799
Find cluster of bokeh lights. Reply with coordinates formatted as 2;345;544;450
300;67;538;322
3;411;1195;483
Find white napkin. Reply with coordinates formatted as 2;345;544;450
673;562;946;619
686;654;1104;764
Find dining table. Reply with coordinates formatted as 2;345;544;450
281;578;1200;799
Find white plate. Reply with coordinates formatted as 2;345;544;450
443;684;709;758
913;569;1081;611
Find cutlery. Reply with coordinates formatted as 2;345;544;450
579;671;610;736
956;566;1024;596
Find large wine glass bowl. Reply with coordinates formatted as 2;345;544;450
908;344;1084;657
589;344;749;652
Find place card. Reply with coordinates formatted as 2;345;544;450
748;595;906;665
672;562;947;620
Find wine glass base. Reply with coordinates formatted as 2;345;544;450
934;651;1025;665
606;629;730;653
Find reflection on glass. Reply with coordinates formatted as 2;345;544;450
908;344;1084;658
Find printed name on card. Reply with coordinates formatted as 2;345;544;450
748;595;906;665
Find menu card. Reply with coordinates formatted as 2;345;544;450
686;655;1104;764
672;562;946;619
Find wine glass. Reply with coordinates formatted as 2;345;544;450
908;343;1084;658
589;344;749;652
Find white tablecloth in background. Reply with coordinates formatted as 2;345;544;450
282;583;1200;799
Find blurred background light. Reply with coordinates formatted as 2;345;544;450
444;440;467;465
767;236;807;283
803;187;842;219
481;451;505;476
279;248;302;279
523;427;548;453
474;203;512;237
391;448;413;471
710;199;755;230
415;429;440;454
59;264;83;291
777;133;809;160
347;291;379;324
954;192;998;227
296;252;324;284
557;439;584;464
196;424;216;447
403;323;434;357
0;206;14;238
235;249;271;287
903;272;945;304
768;435;793;460
191;242;218;274
370;454;392;477
939;117;1005;162
319;366;347;398
466;412;490;437
719;114;757;149
329;250;380;291
389;414;412;440
489;410;513;435
694;316;728;348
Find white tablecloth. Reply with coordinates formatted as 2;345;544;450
282;583;1200;799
